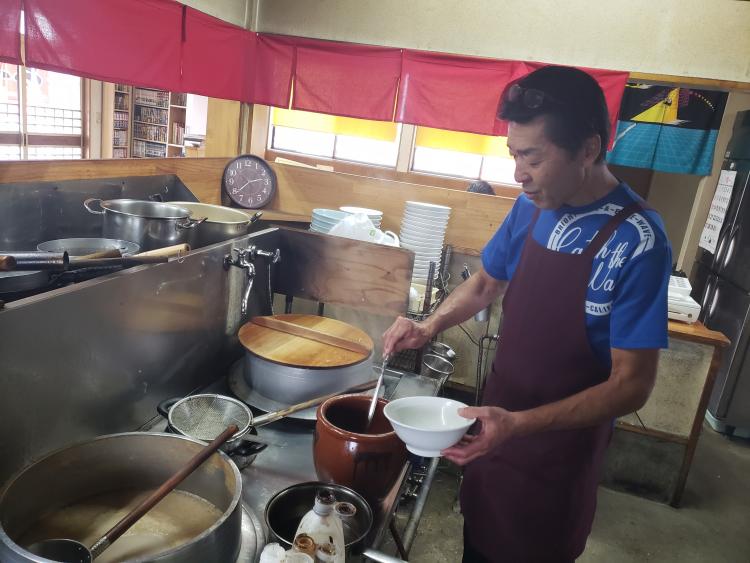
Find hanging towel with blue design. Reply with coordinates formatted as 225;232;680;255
606;84;727;175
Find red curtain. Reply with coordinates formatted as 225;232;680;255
292;38;401;121
24;0;182;91
396;51;515;135
493;61;629;148
0;0;21;64
253;34;295;108
182;8;255;102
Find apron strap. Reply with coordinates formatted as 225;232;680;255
582;202;644;259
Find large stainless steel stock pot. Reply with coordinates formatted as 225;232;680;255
84;199;203;251
169;202;262;248
0;433;242;563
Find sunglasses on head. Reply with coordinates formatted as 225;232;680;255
505;83;565;110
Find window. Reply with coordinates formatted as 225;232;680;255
412;126;520;187
269;108;401;167
0;63;83;160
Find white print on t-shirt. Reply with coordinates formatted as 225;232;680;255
547;203;656;317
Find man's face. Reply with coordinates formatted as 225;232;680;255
507;116;591;209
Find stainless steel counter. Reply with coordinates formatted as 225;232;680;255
156;361;444;561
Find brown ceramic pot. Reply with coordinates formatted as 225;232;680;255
313;394;407;505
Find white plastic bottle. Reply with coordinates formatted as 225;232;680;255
294;489;345;563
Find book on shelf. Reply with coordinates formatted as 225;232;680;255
172;123;185;145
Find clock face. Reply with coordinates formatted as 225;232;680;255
222;155;277;209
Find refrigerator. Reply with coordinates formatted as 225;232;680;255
691;110;750;434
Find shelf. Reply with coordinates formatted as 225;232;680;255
170;105;186;109
133;137;167;144
134;101;169;110
114;109;129;113
167;143;183;148
134;119;167;127
115;90;130;94
113;145;128;148
113;126;129;130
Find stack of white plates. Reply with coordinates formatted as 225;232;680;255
310;208;350;234
400;201;451;281
339;206;383;229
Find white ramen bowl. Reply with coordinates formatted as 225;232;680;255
383;396;475;457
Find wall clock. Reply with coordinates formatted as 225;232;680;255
221;154;277;209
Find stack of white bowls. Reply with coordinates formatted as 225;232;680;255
339;206;383;229
400;201;451;282
310;208;350;234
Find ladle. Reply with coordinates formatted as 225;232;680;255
365;354;389;431
26;424;238;563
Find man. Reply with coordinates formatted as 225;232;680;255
382;66;671;562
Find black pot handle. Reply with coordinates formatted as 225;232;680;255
149;193;164;202
156;397;181;419
232;439;268;457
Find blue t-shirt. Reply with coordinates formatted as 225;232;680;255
482;183;672;367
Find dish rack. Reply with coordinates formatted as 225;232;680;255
390;250;450;373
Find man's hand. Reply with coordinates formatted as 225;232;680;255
382;316;433;357
442;406;520;466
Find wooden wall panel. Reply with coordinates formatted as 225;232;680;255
266;163;515;252
0;158;229;204
205;99;242;157
0;158;514;252
276;227;413;316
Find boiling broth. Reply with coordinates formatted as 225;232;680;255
18;488;223;563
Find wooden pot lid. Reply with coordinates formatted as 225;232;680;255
238;314;373;368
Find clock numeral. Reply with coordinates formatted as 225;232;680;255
229;169;237;177
262;188;268;195
256;194;262;202
264;179;269;186
244;160;252;167
227;178;234;185
232;187;243;195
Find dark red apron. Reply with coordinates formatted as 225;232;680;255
460;203;643;562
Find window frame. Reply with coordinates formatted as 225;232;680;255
0;63;86;160
255;104;522;196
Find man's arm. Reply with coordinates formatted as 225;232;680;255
382;268;507;356
443;347;659;465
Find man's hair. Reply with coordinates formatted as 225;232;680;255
467;180;495;195
498;66;610;162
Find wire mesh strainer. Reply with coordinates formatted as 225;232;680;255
168;394;252;442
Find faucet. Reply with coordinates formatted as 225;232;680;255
224;245;281;317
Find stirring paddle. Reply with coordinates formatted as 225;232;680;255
27;425;238;562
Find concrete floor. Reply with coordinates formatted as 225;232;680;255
396;425;750;562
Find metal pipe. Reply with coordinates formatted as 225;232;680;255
5;252;69;271
402;456;440;554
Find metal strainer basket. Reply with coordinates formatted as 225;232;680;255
168;394;252;443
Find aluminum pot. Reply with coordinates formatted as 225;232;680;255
169;202;261;248
244;352;373;406
83;199;203;251
0;433;242;563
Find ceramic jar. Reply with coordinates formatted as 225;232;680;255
313;395;407;505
